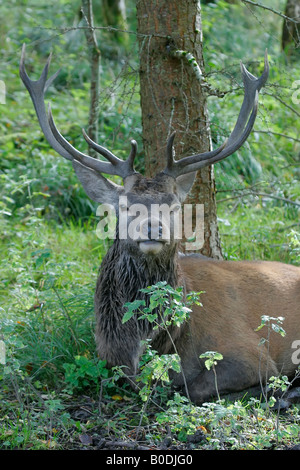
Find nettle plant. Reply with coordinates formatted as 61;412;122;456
289;231;300;264
122;281;202;400
122;281;202;328
255;315;295;408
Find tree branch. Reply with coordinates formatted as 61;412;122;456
264;92;300;119
241;0;300;24
254;129;300;143
81;0;101;157
218;191;300;208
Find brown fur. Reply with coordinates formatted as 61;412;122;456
175;257;300;402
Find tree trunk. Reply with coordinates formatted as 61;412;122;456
282;0;300;58
82;0;101;157
102;0;128;45
136;0;222;258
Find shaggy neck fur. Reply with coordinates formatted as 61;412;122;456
94;238;185;374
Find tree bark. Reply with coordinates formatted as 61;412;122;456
282;0;300;57
82;0;101;157
102;0;128;44
136;0;222;258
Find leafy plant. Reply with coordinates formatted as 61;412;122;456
137;341;181;402
289;231;300;264
156;393;207;443
122;281;202;328
256;315;286;338
63;355;110;394
123;281;202;399
199;351;224;401
121;282;202;432
255;315;288;410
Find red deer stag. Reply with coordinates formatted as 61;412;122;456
20;45;300;404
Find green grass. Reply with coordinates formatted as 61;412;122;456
218;202;299;264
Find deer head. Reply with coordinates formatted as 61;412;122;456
20;44;269;257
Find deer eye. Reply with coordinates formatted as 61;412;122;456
170;204;181;213
119;203;128;211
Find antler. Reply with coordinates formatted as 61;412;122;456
19;44;137;179
163;50;269;178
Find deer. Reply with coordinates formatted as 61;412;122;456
20;45;300;404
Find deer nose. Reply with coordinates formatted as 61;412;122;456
138;217;168;255
140;218;164;240
147;221;163;240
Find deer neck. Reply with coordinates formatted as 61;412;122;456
96;239;184;308
94;239;187;368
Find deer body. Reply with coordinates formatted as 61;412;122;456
20;46;300;403
177;257;300;402
94;206;300;403
93;175;300;403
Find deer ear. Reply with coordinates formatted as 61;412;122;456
175;172;196;202
72;160;123;207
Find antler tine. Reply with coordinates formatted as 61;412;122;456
20;43;72;161
127;139;138;175
128;139;138;165
82;129;138;176
82;128;121;165
164;50;269;178
166;131;176;168
165;131;227;176
20;44;137;179
176;91;259;175
47;105;119;175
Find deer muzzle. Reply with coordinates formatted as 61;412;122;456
137;217;169;255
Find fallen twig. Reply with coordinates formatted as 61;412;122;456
101;439;153;450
